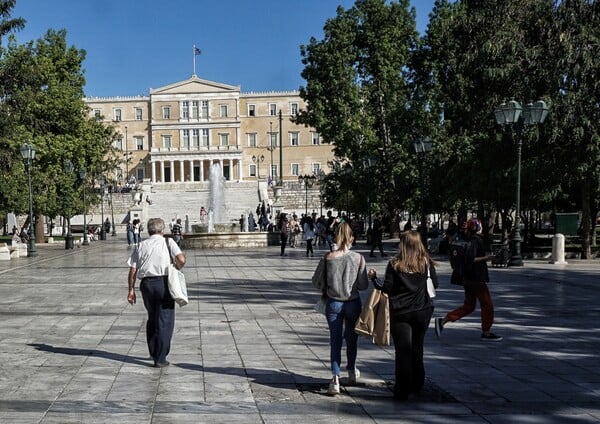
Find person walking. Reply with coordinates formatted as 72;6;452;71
127;218;186;368
434;218;502;341
303;215;316;257
126;220;134;246
368;230;438;401
279;214;289;256
369;216;386;258
312;222;369;395
171;218;183;246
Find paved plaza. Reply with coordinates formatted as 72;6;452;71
0;236;599;423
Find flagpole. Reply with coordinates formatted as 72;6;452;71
193;45;197;76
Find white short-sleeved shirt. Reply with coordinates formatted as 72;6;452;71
127;234;182;280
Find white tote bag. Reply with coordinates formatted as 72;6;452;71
165;238;188;306
426;263;436;299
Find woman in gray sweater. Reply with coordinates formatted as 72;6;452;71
313;222;369;395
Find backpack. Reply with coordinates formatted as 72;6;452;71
449;239;471;285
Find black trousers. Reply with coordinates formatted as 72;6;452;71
280;235;288;255
140;276;175;364
389;306;433;399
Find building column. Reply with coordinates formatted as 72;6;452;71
160;161;165;183
238;159;243;182
179;160;184;182
219;159;224;177
151;161;156;183
200;160;204;182
228;159;233;181
170;160;175;183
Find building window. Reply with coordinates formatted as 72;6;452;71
249;164;257;177
182;130;190;148
270;132;278;148
220;104;228;117
290;132;299;146
182;101;189;119
162;135;172;149
115;137;123;150
312;163;321;174
135;136;144;150
201;100;209;118
219;133;229;146
162;106;171;119
201;129;209;146
291;163;299;176
94;109;102;119
269;103;277;116
290;103;299;116
135;108;143;120
271;164;278;178
114;108;122;122
248;133;257;147
248;104;256;117
136;167;144;181
192;101;199;118
192;129;200;147
311;132;320;145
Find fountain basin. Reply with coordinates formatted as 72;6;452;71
183;232;280;249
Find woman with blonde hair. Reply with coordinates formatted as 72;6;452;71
312;222;368;395
369;230;438;401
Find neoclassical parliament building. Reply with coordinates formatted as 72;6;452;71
85;75;335;221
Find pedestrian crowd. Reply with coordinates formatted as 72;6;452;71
123;212;501;404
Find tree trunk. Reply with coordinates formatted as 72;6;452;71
35;213;44;244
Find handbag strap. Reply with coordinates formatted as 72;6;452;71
164;237;174;265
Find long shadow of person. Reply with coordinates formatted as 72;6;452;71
29;343;152;367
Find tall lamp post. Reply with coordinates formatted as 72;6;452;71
109;180;117;236
20;143;37;257
344;163;352;216
268;122;275;182
98;175;106;240
363;155;379;231
494;99;548;266
414;137;433;245
317;170;326;217
298;174;317;215
79;168;89;246
63;160;75;249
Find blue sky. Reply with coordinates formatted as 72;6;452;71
12;0;437;97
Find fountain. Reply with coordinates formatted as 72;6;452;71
186;163;278;248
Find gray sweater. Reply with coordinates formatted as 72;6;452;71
319;250;368;301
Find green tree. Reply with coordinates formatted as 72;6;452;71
0;29;117;242
549;0;600;257
297;0;422;217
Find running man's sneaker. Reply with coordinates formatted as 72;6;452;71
348;368;360;385
327;376;340;395
435;317;444;339
481;332;503;341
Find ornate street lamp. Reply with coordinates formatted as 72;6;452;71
298;174;317;215
316;170;326;217
98;175;106;240
79;168;89;246
20;143;37;257
494;100;549;266
413;137;433;245
252;154;265;191
63;160;75;249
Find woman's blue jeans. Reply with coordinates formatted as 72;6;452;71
326;297;361;376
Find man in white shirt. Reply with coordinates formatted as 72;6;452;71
127;218;186;367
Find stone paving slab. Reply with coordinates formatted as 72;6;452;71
0;238;599;422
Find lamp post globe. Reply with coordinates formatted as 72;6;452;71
20;143;38;257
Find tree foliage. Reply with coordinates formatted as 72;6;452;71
0;19;117;239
